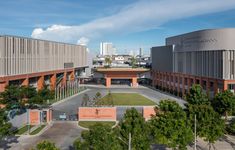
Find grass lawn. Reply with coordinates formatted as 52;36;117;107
78;121;116;128
97;93;156;106
15;125;34;135
30;125;46;135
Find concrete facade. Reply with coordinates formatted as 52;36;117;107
151;28;235;97
0;35;88;92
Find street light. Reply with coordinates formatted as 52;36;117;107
194;114;197;150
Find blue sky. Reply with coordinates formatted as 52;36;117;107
1;0;235;55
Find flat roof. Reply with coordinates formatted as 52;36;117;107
0;35;86;47
96;67;149;72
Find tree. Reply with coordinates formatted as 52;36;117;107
187;104;225;150
93;92;102;106
0;108;12;140
118;108;150;150
107;90;114;106
212;90;235;120
35;140;59;150
38;85;54;102
0;85;21;109
74;123;121;150
19;86;37;100
186;84;210;105
73;138;88;150
104;56;112;67
81;94;89;106
130;56;137;68
150;100;193;150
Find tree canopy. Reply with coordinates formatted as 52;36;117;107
150;100;193;150
118;108;150;150
0;85;54;109
0;108;12;139
187;104;225;149
74;123;121;150
35;140;59;150
104;57;112;67
212;90;235;119
186;84;209;105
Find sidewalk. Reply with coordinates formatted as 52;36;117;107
51;89;90;106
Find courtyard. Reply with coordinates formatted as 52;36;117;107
5;86;186;150
51;86;186;121
97;93;156;106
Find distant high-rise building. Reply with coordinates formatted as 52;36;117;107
100;42;116;56
139;48;143;56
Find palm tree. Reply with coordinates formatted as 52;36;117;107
130;56;137;68
105;57;112;67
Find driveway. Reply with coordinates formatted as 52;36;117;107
8;121;82;150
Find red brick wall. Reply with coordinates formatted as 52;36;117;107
78;107;117;121
143;106;156;121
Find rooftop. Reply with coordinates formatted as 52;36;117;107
95;67;149;72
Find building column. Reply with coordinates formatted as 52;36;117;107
37;76;45;90
177;75;180;96
0;81;9;92
132;77;138;87
206;79;210;97
187;78;191;92
193;77;196;85
69;70;75;81
62;72;67;86
214;80;218;95
152;71;155;86
224;80;228;91
50;74;56;90
182;76;185;96
21;78;29;87
106;77;111;88
172;74;175;92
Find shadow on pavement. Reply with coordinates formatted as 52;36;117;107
151;144;167;150
0;135;19;150
222;136;235;149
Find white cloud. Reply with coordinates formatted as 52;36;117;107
77;37;90;46
31;0;235;45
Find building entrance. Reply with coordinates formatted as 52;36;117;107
111;79;132;86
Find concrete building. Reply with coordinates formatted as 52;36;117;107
0;35;88;92
100;42;116;56
151;28;235;97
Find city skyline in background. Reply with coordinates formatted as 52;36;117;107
1;0;235;55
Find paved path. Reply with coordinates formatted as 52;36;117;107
8;121;82;150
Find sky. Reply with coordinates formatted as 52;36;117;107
1;0;235;55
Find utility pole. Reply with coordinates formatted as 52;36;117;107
128;133;131;150
194;114;197;150
27;109;30;134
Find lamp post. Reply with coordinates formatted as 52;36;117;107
194;114;197;150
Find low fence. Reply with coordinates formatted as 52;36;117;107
29;109;52;125
78;106;156;121
78;107;116;121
